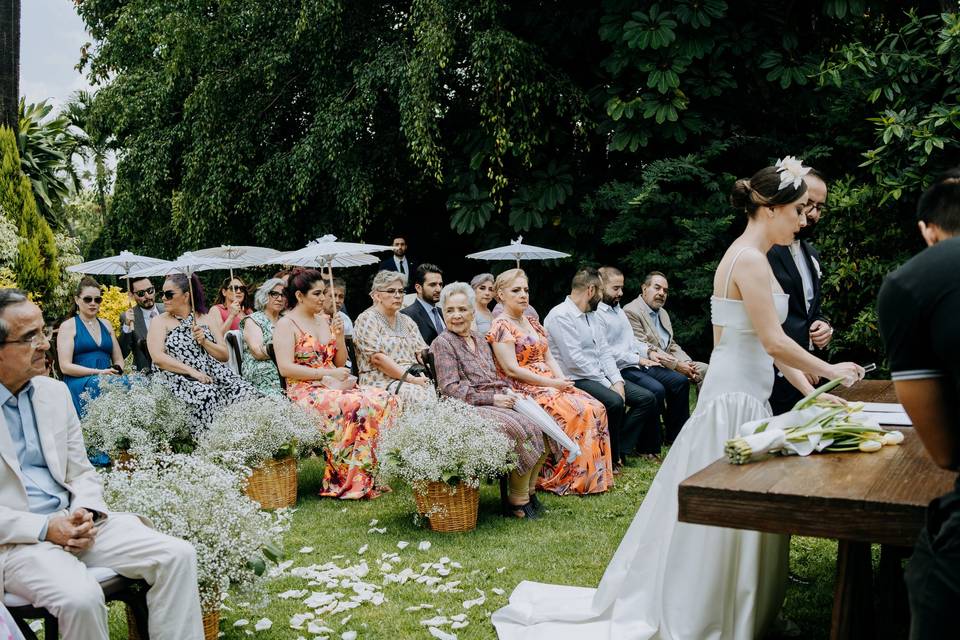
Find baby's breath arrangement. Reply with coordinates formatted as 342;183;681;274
196;397;326;474
377;397;516;490
81;376;192;459
103;454;290;610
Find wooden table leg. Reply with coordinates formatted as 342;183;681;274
876;544;911;640
830;540;876;640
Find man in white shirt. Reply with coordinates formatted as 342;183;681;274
544;268;659;467
118;277;164;372
377;235;418;293
597;267;691;444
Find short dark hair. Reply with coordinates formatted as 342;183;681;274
917;168;960;234
391;235;407;243
598;266;623;282
571;267;601;292
284;268;325;308
129;276;152;290
643;271;667;287
414;263;443;288
75;275;101;297
0;289;29;342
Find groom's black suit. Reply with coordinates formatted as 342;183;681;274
767;241;828;414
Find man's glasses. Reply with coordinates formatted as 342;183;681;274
81;296;103;304
267;291;284;299
1;327;53;349
227;285;246;292
378;288;404;296
803;202;827;214
162;290;178;300
133;287;155;297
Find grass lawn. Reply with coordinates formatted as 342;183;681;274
99;454;839;639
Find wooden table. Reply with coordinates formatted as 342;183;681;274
677;380;956;640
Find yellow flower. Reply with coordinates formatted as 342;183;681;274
98;285;134;334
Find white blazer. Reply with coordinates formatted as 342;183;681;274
0;375;109;546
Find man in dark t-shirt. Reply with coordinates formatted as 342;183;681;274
878;171;960;639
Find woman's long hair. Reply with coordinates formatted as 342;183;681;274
166;273;209;315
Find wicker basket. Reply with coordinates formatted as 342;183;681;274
127;606;219;639
244;455;298;509
414;481;479;533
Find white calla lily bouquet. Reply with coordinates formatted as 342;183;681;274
725;378;904;465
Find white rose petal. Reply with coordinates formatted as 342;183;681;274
420;616;450;626
451;621;469;629
496;566;505;573
234;619;249;627
341;632;357;640
357;544;368;555
491;588;506;596
299;547;315;554
418;540;432;551
254;618;273;631
396;541;410;549
367;527;387;534
450;562;462;569
428;627;457;640
369;519;379;526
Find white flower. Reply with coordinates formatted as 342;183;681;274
775;155;810;191
859;439;883;452
418;541;432;551
882;430;905;445
254;618;273;631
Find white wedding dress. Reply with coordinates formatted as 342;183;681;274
493;250;791;640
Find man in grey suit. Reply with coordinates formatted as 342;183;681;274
118;277;163;372
0;289;203;639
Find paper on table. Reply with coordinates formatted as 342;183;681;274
862;411;912;426
859;402;905;413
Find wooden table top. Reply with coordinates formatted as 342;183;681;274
832;379;898;404
678;381;956;546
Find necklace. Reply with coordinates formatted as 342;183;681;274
80;316;97;328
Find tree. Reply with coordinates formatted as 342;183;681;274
0;125;59;301
17;99;79;227
62;89;114;218
0;0;18;134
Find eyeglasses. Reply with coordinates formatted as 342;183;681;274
377;288;404;296
1;327;53;349
267;291;284;299
162;289;178;300
227;285;246;292
133;287;155;297
803;201;827;214
81;296;103;304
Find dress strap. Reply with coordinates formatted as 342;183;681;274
722;247;759;299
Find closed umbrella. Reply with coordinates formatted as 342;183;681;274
508;391;581;463
466;235;570;268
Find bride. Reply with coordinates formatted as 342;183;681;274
492;158;865;640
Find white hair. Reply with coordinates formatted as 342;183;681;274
254;278;286;311
439;282;475;310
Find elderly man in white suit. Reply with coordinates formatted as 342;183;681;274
0;289;203;640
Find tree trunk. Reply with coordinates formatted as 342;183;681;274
0;0;19;135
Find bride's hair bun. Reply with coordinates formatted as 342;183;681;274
729;179;753;210
730;165;808;217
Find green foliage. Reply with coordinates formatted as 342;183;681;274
0;126;60;302
17;99;78;227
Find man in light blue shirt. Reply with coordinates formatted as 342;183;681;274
544;268;659;467
597;267;691;444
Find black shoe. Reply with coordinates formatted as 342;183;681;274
529;494;545;516
504;501;540;520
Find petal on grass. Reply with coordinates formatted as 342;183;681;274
428;627;457;640
418;540;432;551
254;618;273;631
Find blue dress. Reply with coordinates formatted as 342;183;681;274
63;316;114;417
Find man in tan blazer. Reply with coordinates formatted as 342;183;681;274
0;290;203;640
623;272;708;383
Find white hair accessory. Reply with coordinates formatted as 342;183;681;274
775;156;810;191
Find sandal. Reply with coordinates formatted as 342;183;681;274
504;502;540;520
528;494;545;516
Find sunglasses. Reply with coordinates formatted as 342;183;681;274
133;287;155;297
81;296;103;304
162;290;178;300
267;291;284;299
226;285;246;292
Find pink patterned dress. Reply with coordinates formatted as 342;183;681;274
286;331;398;499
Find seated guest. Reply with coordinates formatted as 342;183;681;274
354;271;435;405
470;273;496;335
206;276;252;335
432;282;547;519
57;276;125;416
401;263;445;345
624;271;708;383
119;276;163;372
0;289;204;639
544;267;659;468
492;300;540;323
147;273;260;430
330;277;354;337
274;269;397;499
488;268;612;496
1;603;25;640
597;266;691;445
240;278;286;397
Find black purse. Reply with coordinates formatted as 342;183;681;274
387;349;435;395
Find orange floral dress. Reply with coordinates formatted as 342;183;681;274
286;332;398;499
488;317;613;495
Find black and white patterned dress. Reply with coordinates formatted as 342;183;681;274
152;314;261;430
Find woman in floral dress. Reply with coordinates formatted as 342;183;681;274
488;268;613;496
0;604;24;640
148;273;261;431
273;269;398;499
353;270;436;406
240;278;286;397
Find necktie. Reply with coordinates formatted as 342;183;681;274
431;306;445;334
398;259;406;274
